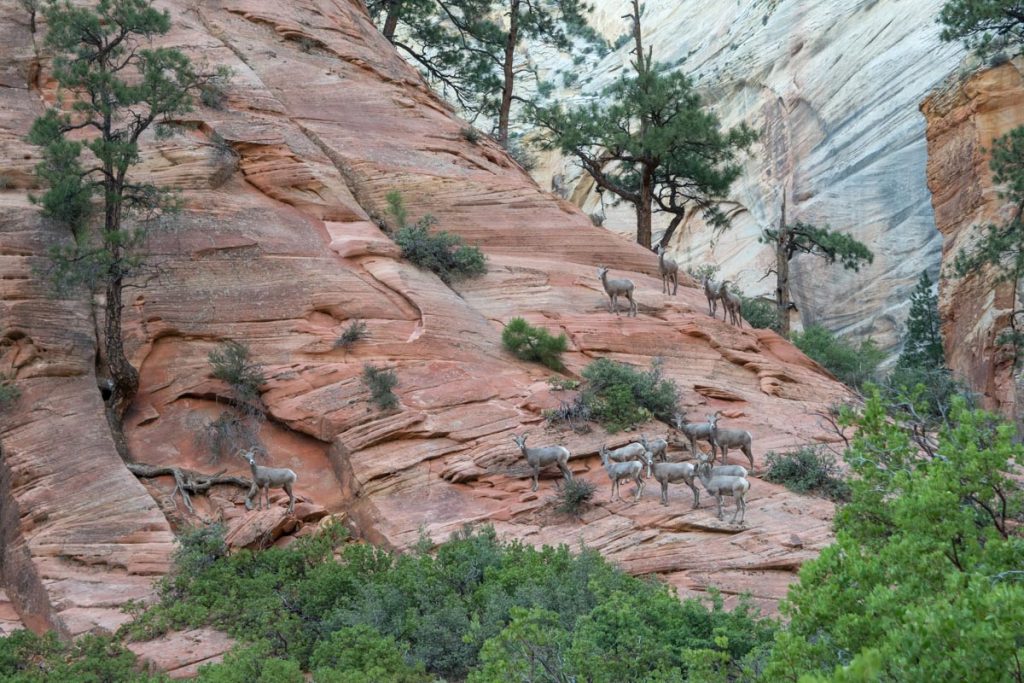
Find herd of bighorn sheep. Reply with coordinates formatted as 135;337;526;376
511;410;755;524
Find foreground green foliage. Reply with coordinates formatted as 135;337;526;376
762;447;850;502
501;317;569;370
580;357;680;432
0;630;166;682
791;325;884;392
388;192;486;283
766;392;1024;681
126;524;772;681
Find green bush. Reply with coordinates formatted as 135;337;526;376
362;363;399;410
791;325;884;391
334;319;368;350
196;641;303;683
762;447;850;502
552;478;597;517
0;630;164;682
209;341;265;406
543;393;592;433
580;358;679;432
388;192;486;284
0;374;19;409
310;626;431;683
460;126;481;144
501;317;568;370
741;296;781;332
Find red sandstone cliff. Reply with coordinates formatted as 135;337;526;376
0;0;853;649
922;61;1024;417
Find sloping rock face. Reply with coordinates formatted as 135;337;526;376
539;0;963;354
921;61;1024;415
0;0;853;637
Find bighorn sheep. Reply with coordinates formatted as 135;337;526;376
242;449;297;514
701;273;725;317
600;447;645;502
640;434;669;463
648;454;699;507
695;459;749;523
696;453;747;478
512;433;572;492
655;245;678;296
601;442;650;477
597;266;637;317
707;412;755;470
719;281;742;327
673;413;716;460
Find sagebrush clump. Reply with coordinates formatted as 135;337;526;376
501;317;568;370
580;357;679;432
762;446;850;502
552;478;597;517
362;363;399;410
209;340;265;406
334;319;368;350
387;192;486;284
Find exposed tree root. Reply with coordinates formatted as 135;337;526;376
127;462;252;514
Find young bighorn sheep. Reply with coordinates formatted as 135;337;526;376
596;266;637;317
600;447;645;502
242;449;297;514
696;453;747;478
719;281;743;327
695;460;749;523
640;434;669;463
673;413;716;460
701;274;725;317
512;433;572;492
648;453;700;507
707;412;755;470
655;245;678;296
601;442;650;477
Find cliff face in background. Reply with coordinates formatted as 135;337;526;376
922;61;1024;416
0;0;857;649
536;0;963;354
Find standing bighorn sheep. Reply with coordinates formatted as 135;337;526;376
597;266;637;317
673;413;716;460
701;273;725;317
242;449;297;514
512;433;572;492
640;434;669;463
696;453;747;478
719;281;743;327
599;447;645;502
655;245;679;296
601;442;650;477
647;453;700;507
695;459;749;523
707;412;755;470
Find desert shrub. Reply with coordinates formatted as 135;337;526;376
501;317;568;370
334;319;368;349
129;524;772;682
504;136;537;172
388;192;486;283
0;630;163;682
172;522;229;576
580;358;679;432
209;340;265;406
196;641;303;683
362;363;399;410
196;410;263;462
460;126;481;144
551;478;597;517
0;375;20;409
198;67;232;110
762;447;850;502
547;376;580;391
741;296;781;332
543;393;592;433
791;325;884;391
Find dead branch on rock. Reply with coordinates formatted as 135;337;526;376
127;462;252;514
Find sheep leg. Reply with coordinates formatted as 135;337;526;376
634;474;644;502
245;482;259;510
744;445;754;471
610;478;618;501
660;480;668;506
671;274;678;296
262;483;270;510
628;293;637;317
557;461;573;482
531;465;540;492
284;481;295;514
715;493;724;520
689;482;700;509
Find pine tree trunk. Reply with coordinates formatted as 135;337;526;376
382;0;402;41
659;212;685;250
498;0;519;149
636;172;653;249
775;196;792;336
104;273;138;421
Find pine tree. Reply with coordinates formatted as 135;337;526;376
897;271;946;370
369;0;601;147
530;0;754;248
939;0;1024;58
28;0;211;424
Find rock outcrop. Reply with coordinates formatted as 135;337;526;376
537;0;963;354
922;60;1024;415
0;0;855;642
